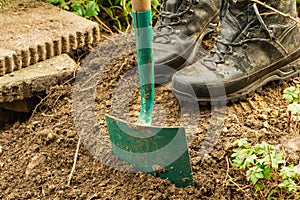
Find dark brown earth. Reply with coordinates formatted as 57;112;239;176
0;31;299;199
1;3;300;199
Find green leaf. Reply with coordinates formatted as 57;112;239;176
294;165;300;176
151;0;160;8
262;167;272;180
287;102;300;115
283;86;300;103
234;138;249;148
232;148;256;170
71;2;82;11
248;174;258;184
246;166;264;184
278;179;298;193
258;155;271;166
244;154;258;166
270;153;285;169
254;183;265;192
280;165;300;179
48;0;60;4
104;7;115;19
85;1;99;17
62;4;70;10
253;143;268;155
73;6;86;17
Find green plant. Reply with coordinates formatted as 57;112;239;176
48;0;100;19
48;0;160;32
283;85;300;132
283;86;300;114
71;0;100;18
228;139;300;199
97;0;132;31
97;0;160;32
48;0;69;10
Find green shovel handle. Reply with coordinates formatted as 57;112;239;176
132;2;154;125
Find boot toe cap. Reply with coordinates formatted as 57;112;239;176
172;63;226;101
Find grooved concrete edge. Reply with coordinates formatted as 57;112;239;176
0;54;78;103
0;0;100;76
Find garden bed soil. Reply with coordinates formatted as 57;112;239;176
0;32;300;199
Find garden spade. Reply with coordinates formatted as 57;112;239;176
105;0;193;187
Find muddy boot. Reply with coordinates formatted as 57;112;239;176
154;0;221;84
172;0;300;102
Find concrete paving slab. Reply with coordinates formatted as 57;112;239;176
0;54;78;103
0;0;100;76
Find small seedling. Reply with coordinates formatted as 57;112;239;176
283;85;300;132
228;139;300;199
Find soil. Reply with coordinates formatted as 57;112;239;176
1;4;300;200
0;31;299;199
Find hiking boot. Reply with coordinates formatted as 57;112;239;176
154;0;221;84
172;0;300;102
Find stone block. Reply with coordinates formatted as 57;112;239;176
0;0;100;76
0;54;78;103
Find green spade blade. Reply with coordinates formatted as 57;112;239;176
105;115;193;187
105;3;193;187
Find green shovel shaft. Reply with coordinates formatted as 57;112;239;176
132;7;154;125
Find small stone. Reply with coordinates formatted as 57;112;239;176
47;132;54;141
271;110;279;118
25;154;46;176
269;118;277;125
32;121;39;126
191;157;202;165
259;113;268;120
263;121;269;128
36;138;42;145
259;128;268;134
222;127;229;133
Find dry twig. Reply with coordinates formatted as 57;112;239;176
224;156;230;186
67;137;81;186
264;184;278;199
93;15;113;34
251;0;300;24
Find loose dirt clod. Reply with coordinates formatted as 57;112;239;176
25;154;46;176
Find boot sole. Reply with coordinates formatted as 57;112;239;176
155;13;220;85
172;48;300;104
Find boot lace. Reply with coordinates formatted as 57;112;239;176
154;0;199;44
204;2;288;65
